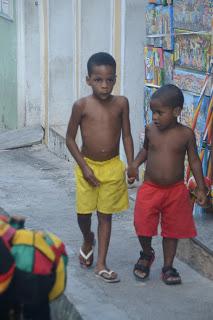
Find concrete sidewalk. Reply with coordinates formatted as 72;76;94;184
0;145;213;320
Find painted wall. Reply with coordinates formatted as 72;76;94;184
0;1;17;129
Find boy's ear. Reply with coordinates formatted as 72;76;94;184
173;107;181;117
86;75;91;86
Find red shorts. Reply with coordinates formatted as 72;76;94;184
134;181;197;238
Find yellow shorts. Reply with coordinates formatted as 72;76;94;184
75;156;129;214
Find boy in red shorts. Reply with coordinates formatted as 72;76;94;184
128;84;208;285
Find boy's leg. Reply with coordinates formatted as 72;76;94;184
162;237;178;268
162;237;181;284
133;236;155;280
95;212;119;282
77;213;95;267
96;212;111;271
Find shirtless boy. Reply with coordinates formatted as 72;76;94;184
128;84;208;285
66;52;134;282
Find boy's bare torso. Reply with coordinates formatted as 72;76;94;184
79;95;125;161
145;123;191;185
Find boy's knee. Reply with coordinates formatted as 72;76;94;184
97;212;112;222
77;213;92;222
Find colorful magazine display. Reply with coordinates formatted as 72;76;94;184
162;5;174;50
163;51;174;84
144;86;157;126
144;46;164;86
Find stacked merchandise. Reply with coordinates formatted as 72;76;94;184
143;0;213;211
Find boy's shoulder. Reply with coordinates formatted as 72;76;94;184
74;95;91;107
176;123;194;135
146;123;194;137
112;95;129;108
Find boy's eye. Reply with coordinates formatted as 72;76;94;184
94;78;114;83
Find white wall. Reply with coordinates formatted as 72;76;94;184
48;0;74;127
123;0;147;155
19;0;147;158
24;0;41;126
80;0;112;97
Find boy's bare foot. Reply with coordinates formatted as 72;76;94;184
79;232;95;268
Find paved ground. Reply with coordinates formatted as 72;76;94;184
0;145;213;320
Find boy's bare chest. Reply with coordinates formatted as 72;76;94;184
148;131;187;153
83;106;122;123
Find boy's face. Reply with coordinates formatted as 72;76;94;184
150;98;181;130
86;65;116;100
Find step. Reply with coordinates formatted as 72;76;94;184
0;126;44;150
48;125;72;161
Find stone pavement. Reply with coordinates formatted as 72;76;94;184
0;145;213;320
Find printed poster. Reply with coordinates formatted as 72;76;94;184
173;69;212;96
174;32;212;72
181;92;210;151
144;86;157;126
173;0;212;32
163;51;173;84
144;46;164;86
162;5;174;50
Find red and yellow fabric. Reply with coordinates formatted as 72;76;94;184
0;218;16;294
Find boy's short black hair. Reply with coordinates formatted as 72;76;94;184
87;52;116;76
151;84;184;109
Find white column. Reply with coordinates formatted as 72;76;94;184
16;0;26;128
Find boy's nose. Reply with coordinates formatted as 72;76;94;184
152;113;158;121
101;80;108;87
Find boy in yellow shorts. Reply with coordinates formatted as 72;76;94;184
66;52;134;282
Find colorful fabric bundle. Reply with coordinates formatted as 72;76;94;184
11;229;68;303
0;215;68;304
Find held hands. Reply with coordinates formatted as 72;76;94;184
82;165;100;187
127;164;139;184
196;189;209;208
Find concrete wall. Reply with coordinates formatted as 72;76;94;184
24;1;41;127
48;0;74;127
2;0;147;159
79;0;112;97
123;0;147;155
0;0;17;129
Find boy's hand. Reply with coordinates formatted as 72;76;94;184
82;165;100;187
196;189;209;208
127;165;139;184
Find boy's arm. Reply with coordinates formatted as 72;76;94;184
187;130;208;207
66;102;99;187
127;127;149;181
121;97;134;166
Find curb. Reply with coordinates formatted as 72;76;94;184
177;238;213;280
51;295;82;320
